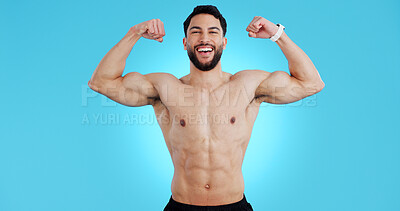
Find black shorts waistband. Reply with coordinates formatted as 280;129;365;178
164;193;252;211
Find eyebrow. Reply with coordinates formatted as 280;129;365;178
189;26;221;31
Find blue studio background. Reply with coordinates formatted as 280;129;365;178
1;0;399;210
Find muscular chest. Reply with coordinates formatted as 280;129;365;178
155;82;256;140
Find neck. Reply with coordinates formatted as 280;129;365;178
188;62;225;90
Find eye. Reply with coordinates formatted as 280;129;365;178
210;31;218;34
192;31;200;34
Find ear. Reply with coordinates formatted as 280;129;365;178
183;37;187;50
223;37;227;50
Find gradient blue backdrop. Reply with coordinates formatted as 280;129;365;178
1;0;399;210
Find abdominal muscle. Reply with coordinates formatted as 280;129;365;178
167;136;247;206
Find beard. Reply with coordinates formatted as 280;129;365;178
187;44;223;71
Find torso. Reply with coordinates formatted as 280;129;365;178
151;70;266;205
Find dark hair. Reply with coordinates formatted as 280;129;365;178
183;5;227;37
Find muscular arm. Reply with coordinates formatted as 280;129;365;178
246;17;324;104
256;31;324;104
88;19;166;106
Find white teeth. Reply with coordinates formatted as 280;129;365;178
197;47;213;52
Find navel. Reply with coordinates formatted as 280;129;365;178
180;119;186;127
230;116;236;124
204;184;210;189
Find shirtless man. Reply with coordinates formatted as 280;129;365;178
88;5;324;211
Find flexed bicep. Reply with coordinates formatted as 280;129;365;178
255;71;321;104
89;72;159;107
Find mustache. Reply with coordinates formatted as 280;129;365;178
194;44;215;49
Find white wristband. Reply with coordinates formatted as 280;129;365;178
270;24;285;42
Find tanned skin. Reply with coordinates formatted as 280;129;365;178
88;14;324;206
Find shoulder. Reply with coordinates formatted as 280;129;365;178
146;72;179;79
179;74;190;84
230;69;271;81
145;72;183;85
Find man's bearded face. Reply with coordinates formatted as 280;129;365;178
187;42;223;71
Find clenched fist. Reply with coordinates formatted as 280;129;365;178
246;16;279;39
132;19;165;42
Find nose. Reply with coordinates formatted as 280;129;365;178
199;32;211;43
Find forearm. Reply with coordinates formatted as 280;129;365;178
275;31;323;85
89;28;141;87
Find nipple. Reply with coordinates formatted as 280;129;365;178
205;184;210;189
180;119;186;127
230;116;236;124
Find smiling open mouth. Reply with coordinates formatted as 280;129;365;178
196;46;214;56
